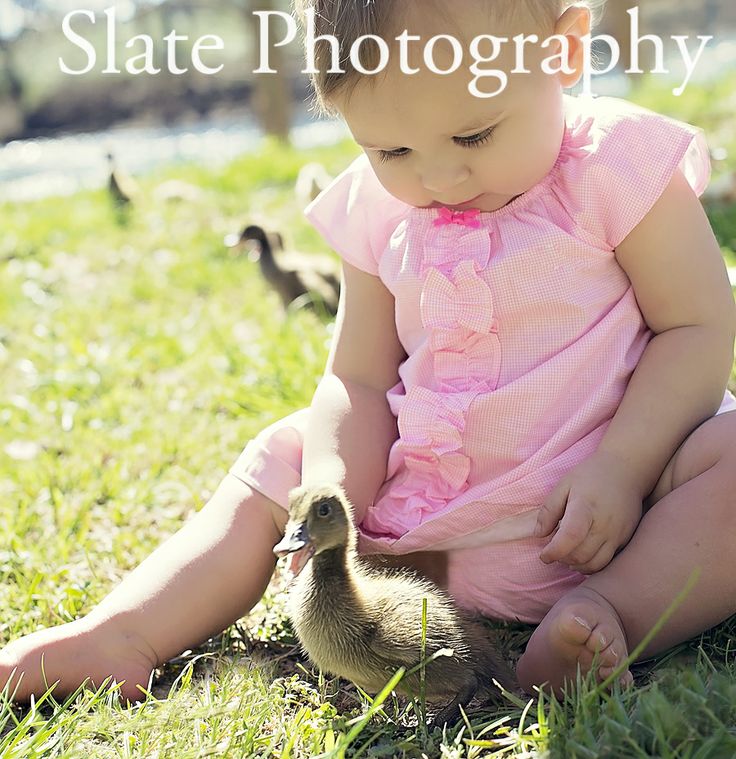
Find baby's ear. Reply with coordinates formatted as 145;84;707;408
551;4;592;88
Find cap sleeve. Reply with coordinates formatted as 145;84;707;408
559;96;711;251
303;153;408;277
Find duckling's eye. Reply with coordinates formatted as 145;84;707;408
317;500;332;517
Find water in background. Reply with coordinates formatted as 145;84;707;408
0;104;347;202
1;35;734;203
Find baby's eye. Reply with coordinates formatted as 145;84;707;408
377;147;410;163
376;126;496;164
456;126;496;149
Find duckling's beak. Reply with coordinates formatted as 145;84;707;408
273;522;315;578
274;522;310;555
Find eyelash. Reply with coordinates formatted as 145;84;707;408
376;127;496;164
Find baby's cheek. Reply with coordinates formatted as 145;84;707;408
369;163;427;207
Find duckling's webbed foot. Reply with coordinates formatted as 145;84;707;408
428;675;478;728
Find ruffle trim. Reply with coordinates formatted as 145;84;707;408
364;230;502;534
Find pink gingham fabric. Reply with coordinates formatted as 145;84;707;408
229;94;736;622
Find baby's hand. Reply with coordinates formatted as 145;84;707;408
535;451;645;574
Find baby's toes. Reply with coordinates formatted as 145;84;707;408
554;603;629;677
555;612;596;648
598;666;634;688
584;624;623;668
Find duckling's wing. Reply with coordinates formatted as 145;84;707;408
365;626;424;670
360;594;427;667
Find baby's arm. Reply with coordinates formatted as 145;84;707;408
301;260;407;522
538;169;736;570
596;169;735;493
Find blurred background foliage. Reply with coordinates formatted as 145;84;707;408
0;0;300;141
0;0;734;142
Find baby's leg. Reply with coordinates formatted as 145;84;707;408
0;474;286;705
517;410;736;696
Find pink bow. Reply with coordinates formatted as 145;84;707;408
420;261;495;332
433;207;482;228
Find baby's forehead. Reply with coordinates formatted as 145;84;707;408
340;53;525;131
341;80;511;153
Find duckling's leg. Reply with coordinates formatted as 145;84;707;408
429;675;478;728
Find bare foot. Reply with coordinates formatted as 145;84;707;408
515;586;635;698
0;617;157;706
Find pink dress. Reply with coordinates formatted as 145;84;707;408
229;94;736;623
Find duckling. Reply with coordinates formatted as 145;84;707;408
273;484;518;726
106;151;138;208
227;224;340;317
295;162;333;206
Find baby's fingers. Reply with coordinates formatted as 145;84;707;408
535;484;569;537
570;542;616;574
539;507;593;564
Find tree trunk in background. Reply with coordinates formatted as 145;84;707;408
247;0;293;144
0;35;27;138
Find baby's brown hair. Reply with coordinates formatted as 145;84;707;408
292;0;606;116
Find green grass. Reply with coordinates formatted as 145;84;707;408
2;74;736;757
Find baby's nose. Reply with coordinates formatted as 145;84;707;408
420;165;471;195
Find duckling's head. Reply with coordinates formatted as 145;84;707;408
273;484;355;576
239;225;268;246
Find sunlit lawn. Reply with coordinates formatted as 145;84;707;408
2;73;736;757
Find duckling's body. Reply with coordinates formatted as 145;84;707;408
275;484;517;724
232;225;340;317
106;151;138;207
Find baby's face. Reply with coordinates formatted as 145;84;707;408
334;4;589;214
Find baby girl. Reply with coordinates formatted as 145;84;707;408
2;0;736;704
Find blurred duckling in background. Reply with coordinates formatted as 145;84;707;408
225;224;341;317
106;151;139;208
153;179;204;204
295;162;333;207
274;484;518;726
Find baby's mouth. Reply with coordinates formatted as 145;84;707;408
430;193;484;209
